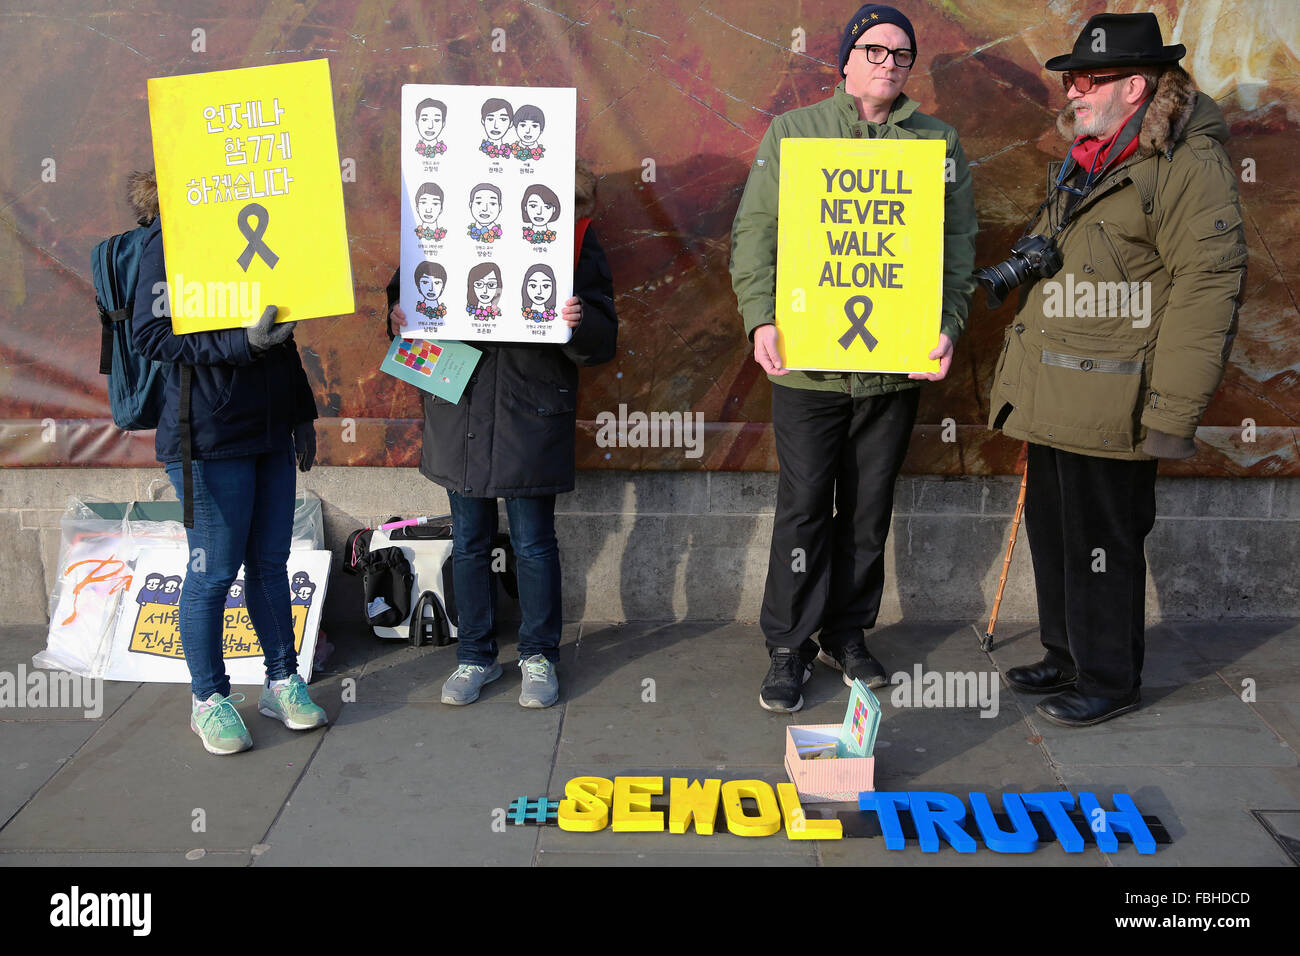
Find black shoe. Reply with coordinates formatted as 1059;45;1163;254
759;647;814;713
1036;689;1140;727
817;643;888;689
1006;659;1077;694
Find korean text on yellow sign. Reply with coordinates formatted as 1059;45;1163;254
775;138;945;373
148;58;354;333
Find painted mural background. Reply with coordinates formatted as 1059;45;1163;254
1;0;1295;475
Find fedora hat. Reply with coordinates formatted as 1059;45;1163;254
1045;12;1185;71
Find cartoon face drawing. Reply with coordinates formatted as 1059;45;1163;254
296;585;314;602
522;185;561;226
144;573;163;592
524;266;555;309
480;98;514;143
415;98;446;143
470;184;502;225
467;263;503;310
415;183;444;225
513;104;545;146
474;273;500;305
228;582;243;599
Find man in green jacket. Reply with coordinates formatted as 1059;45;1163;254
730;4;978;712
987;13;1247;726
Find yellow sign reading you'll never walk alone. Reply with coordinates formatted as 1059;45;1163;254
775;138;945;373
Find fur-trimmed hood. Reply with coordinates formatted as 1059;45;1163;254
1057;65;1222;161
127;169;158;224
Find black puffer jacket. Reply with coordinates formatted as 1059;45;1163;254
386;221;618;497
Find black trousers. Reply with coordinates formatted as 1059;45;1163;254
760;384;919;654
1024;442;1158;698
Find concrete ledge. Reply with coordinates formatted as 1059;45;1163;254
3;468;1298;626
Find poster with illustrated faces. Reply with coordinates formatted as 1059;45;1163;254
399;84;576;344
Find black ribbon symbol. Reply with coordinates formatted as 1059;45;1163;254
838;295;878;351
235;203;279;271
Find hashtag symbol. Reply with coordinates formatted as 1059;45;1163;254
506;796;559;825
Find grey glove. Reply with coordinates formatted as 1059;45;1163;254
247;304;295;353
1141;429;1196;459
293;420;316;472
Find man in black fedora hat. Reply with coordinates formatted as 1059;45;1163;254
985;12;1247;726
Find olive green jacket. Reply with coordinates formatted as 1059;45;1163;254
988;66;1247;459
729;82;978;396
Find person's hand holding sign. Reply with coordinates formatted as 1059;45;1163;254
908;333;953;382
389;303;411;336
561;296;582;329
752;323;789;377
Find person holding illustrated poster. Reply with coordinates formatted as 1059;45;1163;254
730;5;978;711
128;170;328;754
385;161;618;708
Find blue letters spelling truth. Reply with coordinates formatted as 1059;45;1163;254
857;791;1157;854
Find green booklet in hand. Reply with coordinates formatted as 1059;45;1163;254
380;336;481;404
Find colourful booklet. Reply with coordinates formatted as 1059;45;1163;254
380;336;481;403
838;679;882;758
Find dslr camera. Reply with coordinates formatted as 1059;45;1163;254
975;234;1064;310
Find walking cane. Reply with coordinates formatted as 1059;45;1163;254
983;449;1028;652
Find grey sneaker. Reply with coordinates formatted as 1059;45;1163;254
518;654;559;708
440;661;502;705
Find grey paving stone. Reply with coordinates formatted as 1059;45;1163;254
1057;765;1300;866
1250;702;1300;754
1168;620;1300;702
0;681;341;852
0;625;137;721
1026;687;1293;769
558;623;787;765
354;624;580;705
255;700;560;865
0;850;249;866
0;720;102;829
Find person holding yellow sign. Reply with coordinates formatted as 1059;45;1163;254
129;171;328;755
730;5;977;712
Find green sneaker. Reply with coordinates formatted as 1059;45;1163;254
191;693;253;755
258;674;328;730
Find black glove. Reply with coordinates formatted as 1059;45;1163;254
247;304;295;353
1141;429;1196;459
293;420;316;472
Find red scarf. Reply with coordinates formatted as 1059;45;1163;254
1069;103;1145;178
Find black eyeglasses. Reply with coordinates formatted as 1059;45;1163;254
852;43;915;68
1061;71;1134;94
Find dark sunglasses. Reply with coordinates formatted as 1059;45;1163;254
1061;71;1135;94
852;43;916;68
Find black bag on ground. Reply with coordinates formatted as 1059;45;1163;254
361;547;413;627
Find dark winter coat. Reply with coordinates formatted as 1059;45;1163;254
129;187;318;463
988;66;1247;459
386;224;618;498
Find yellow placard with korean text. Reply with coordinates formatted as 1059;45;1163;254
148;58;354;333
775;138;945;373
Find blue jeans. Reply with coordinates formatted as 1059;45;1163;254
165;442;299;699
447;492;562;665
